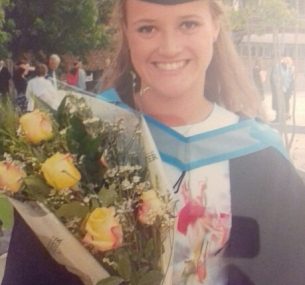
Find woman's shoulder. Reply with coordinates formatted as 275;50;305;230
230;146;304;189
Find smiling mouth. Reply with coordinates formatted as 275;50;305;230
154;60;189;71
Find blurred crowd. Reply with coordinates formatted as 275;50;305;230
0;54;92;113
252;56;296;121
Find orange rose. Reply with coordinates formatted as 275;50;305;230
138;190;164;225
0;161;26;193
83;207;123;252
19;110;53;144
41;153;81;190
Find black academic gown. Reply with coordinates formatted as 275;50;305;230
2;147;305;285
227;147;305;285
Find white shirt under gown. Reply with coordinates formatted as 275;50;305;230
162;104;238;285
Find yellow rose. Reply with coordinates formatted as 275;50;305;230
83;207;123;252
19;110;53;144
0;161;26;193
41;153;81;190
138;190;164;225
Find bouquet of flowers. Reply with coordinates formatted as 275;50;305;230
0;93;174;285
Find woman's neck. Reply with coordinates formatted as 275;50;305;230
134;90;213;127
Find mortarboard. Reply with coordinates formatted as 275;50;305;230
140;0;197;5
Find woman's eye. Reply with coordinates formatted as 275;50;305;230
137;25;155;35
180;21;200;32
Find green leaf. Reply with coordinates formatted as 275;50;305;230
89;198;101;210
144;238;154;259
116;250;132;281
96;276;124;285
23;175;51;201
82;137;99;156
55;201;89;219
56;95;71;127
137;270;164;285
98;188;118;207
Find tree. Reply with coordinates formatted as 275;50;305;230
96;0;116;49
5;0;111;59
0;0;11;57
228;0;296;45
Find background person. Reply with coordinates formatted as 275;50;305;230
252;58;266;100
0;60;11;97
284;56;295;118
46;54;61;89
66;60;87;91
26;63;62;111
74;60;87;91
270;56;294;121
12;61;30;112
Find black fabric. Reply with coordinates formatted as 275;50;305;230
0;67;11;95
227;147;305;285
1;212;84;285
12;73;27;95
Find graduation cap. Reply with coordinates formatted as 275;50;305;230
140;0;196;4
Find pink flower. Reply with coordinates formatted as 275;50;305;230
0;161;26;193
177;201;205;235
138;190;163;225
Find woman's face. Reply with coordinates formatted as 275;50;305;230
124;0;219;99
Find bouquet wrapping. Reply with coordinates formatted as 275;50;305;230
0;93;174;285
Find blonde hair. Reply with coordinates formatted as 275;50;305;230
102;0;261;117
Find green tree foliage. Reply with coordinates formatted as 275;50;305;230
5;0;112;58
96;0;115;25
0;0;11;57
96;0;116;50
228;0;296;39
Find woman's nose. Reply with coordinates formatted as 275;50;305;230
158;29;183;57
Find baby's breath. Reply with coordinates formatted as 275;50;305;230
0;94;174;285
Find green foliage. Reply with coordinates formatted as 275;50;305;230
96;0;115;24
0;97;23;154
116;249;132;281
97;276;124;285
137;270;164;285
228;0;297;35
0;0;10;57
98;187;118;207
0;196;13;228
5;0;112;57
23;175;51;201
55;201;88;220
57;95;107;185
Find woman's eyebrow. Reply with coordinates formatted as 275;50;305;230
178;14;204;20
131;19;157;25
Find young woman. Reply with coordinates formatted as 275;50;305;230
101;1;305;284
3;0;305;285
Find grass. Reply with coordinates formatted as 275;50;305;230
0;196;13;229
